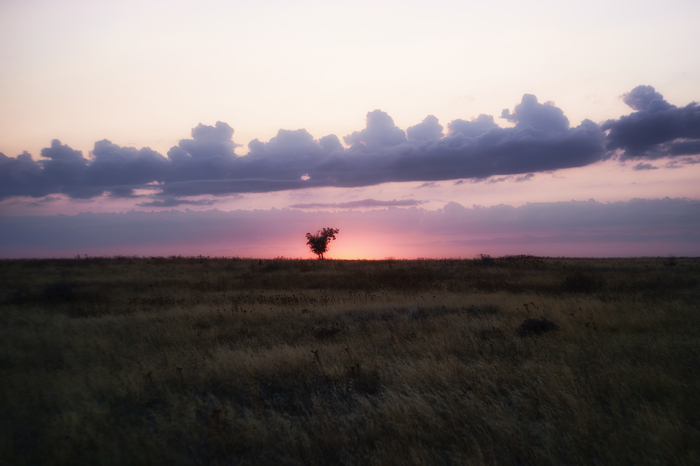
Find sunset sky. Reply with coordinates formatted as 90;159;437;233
1;0;699;259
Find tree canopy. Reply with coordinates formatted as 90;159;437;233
305;228;339;260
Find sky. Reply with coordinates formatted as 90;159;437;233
1;0;699;259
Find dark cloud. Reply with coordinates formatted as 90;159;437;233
447;114;498;137
179;121;237;158
136;197;219;207
669;140;700;156
318;134;343;153
158;99;604;197
88;140;169;194
424;197;700;237
633;163;658;171
485;173;535;184
514;173;535;182
166;121;239;183
39;140;93;198
500;94;570;133
1;139;168;199
1;198;698;258
406;115;443;141
622;85;667;112
288;199;424;209
343;110;407;148
602;85;700;160
160;127;335;197
0;151;47;198
2;87;697;201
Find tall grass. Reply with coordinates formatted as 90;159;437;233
1;257;698;464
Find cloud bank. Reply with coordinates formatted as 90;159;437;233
1;86;698;201
288;199;425;209
1;198;698;259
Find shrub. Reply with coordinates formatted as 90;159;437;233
516;317;560;336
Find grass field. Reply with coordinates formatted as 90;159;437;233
1;256;699;465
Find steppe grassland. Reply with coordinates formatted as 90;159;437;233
1;257;699;465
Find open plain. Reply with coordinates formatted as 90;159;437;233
1;256;699;465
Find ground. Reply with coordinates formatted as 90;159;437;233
1;256;699;464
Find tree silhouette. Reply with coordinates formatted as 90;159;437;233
305;228;339;260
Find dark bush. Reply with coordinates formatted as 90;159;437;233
477;254;496;266
516;317;560;336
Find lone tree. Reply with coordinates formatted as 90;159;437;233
305;228;339;260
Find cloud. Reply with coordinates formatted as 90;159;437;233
3;87;697;201
165;121;239;184
447;114;498;137
0;138;170;200
88;140;169;196
406;115;444;141
152;96;607;198
602;85;700;160
669;140;700;156
633;163;658;171
621;85;667;112
0;151;47;198
343;110;407;148
38;141;87;195
1;198;698;258
486;173;535;184
288;199;424;209
426;197;700;236
514;173;535;182
136;197;219;207
500;94;570;133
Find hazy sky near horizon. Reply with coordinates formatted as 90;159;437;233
1;0;699;258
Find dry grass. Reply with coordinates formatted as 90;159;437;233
1;256;699;465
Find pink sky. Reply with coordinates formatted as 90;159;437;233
1;1;699;259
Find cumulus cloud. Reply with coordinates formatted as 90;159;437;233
288;199;424;209
1;139;169;199
88;140;169;194
406;115;443;141
343;110;407;148
501;94;570;133
447;114;498;137
165;121;239;183
0;151;47;198
602;85;700;160
2;87;697;201
151;97;606;198
622;85;667;112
